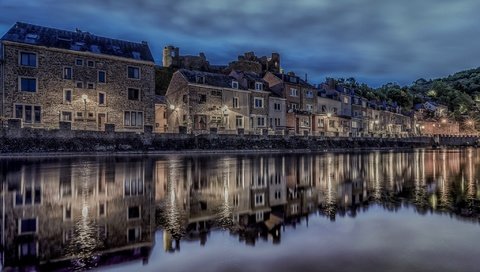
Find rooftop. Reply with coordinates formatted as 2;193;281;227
1;22;154;62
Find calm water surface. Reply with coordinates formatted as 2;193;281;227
1;149;480;271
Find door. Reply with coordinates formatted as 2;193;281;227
98;113;106;131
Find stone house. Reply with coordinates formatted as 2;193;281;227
268;94;287;133
263;72;315;134
0;22;155;131
230;70;270;134
313;92;341;136
165;69;250;133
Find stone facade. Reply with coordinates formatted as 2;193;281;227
0;23;155;132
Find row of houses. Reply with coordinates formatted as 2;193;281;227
163;70;413;136
0;22;422;136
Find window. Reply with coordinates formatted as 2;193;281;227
76;59;83;66
352;121;358;128
236;116;243;128
19;241;37;257
255;82;263;90
64;89;72;104
290;103;298;110
98;71;106;83
274;103;281;111
128;88;140;100
274;190;282;200
128;206;141;220
343;96;349;104
87;82;95;89
232;80;239;89
257;117;265;127
19;77;37;92
233;97;239;108
87;60;95;67
99;203;106;217
199;94;207;104
20;52;37;67
306;90;314;98
128;227;141;242
128;66;140;79
306;104;313;112
19;218;37;234
76;112;83;118
211;90;222;96
124;111;143;127
318;118;325;128
64;205;72;220
63;67;72;80
14;183;41;206
329;120;335;128
76;81;84;88
290;88;298;97
254;97;264;108
256;212;264;222
255;193;265;206
291;204;299;214
211;116;221;124
15;104;41;124
98;92;106;105
196;75;205;84
61;111;72;122
124;175;144;196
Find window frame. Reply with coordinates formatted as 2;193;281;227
63;89;73;104
63;66;73;80
124;110;144;127
18;76;37;92
254;97;264;109
127;87;141;101
98;70;106;84
18;218;38;234
14;104;42;124
127;66;140;80
98;91;106;106
19;51;37;67
75;58;84;66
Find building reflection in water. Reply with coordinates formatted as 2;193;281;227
2;149;480;270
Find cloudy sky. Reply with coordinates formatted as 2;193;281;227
1;0;479;86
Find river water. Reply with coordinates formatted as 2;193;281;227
1;149;479;271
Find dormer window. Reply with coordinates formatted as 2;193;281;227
255;82;263;90
232;80;239;89
196;75;205;84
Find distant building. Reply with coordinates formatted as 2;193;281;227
162;45;211;71
0;22;155;131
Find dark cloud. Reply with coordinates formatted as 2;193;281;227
1;0;480;86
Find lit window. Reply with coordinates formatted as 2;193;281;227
20;52;37;67
128;66;140;79
124;111;143;127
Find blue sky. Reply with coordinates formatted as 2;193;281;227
1;0;479;87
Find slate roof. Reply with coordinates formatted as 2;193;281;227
180;69;244;89
271;72;315;88
1;22;154;62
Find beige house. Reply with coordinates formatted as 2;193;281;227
165;69;251;134
0;22;155;131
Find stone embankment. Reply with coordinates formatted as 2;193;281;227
0;122;478;154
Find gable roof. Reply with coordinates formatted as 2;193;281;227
179;69;244;89
1;22;154;62
270;72;315;88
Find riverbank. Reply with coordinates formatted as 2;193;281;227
1;126;478;155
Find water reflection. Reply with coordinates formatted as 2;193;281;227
1;149;480;270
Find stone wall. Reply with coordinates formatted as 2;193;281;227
1;124;465;154
2;41;155;131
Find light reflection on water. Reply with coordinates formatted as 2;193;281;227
1;148;480;271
